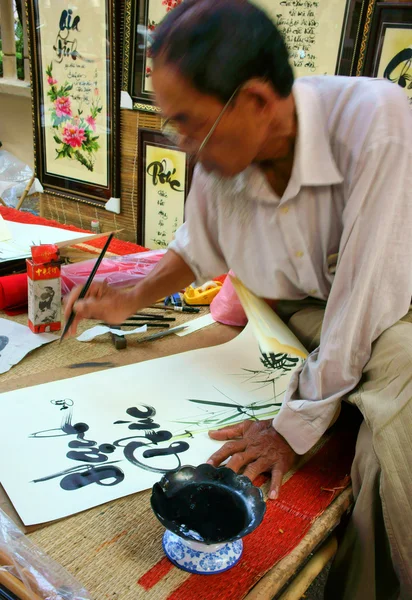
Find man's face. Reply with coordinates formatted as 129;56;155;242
152;62;285;177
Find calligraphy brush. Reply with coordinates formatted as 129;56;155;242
0;585;18;600
130;313;172;321
137;324;188;343
149;304;201;314
125;316;176;322
0;585;19;600
101;322;170;329
133;311;172;319
60;233;114;343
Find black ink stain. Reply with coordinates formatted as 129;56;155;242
68;361;115;369
0;336;9;353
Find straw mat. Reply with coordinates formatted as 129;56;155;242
26;409;358;600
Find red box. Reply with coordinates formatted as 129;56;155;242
27;259;61;333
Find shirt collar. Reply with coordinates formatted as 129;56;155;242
293;78;343;187
202;77;343;200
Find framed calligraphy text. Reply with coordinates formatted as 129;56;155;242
138;129;192;249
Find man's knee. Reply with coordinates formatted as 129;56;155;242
351;421;380;498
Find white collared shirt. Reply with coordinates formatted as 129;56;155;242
169;75;412;454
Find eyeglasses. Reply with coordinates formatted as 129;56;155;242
161;86;241;160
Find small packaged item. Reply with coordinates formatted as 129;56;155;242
183;280;223;305
27;244;61;333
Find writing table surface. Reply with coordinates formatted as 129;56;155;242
0;312;353;600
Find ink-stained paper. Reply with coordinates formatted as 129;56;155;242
0;310;306;525
0;319;58;375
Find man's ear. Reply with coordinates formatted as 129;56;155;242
238;79;278;114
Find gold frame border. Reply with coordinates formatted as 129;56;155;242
356;0;377;76
121;0;162;113
122;0;132;92
25;0;120;208
133;102;162;113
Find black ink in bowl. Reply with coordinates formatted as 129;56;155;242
151;463;266;545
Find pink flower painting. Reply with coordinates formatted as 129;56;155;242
86;115;96;131
54;96;72;118
46;63;102;172
162;0;183;12
62;124;86;148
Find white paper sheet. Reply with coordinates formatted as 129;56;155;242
0;318;58;374
77;324;147;342
0;221;90;263
175;313;216;336
0;320;305;525
0;216;12;242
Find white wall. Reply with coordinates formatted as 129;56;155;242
0;92;34;168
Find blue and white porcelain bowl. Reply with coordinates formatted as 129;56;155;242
163;529;243;574
151;463;266;574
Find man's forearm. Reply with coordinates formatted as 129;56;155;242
128;249;196;310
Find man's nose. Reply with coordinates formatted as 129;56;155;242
177;134;199;155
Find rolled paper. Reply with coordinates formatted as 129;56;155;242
0;273;28;313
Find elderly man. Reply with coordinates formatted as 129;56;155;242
65;1;412;597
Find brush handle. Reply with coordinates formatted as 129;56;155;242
61;233;114;342
137;324;187;343
116;323;169;329
126;316;175;322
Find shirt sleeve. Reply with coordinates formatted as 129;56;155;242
168;165;229;284
273;134;412;454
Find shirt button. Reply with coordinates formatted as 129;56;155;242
308;289;318;296
281;206;289;214
295;250;304;258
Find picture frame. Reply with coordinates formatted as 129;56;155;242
26;0;121;207
337;0;378;76
123;0;178;112
138;129;193;249
123;0;377;111
361;2;412;106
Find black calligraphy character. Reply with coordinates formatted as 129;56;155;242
59;9;81;33
51;398;74;411
32;462;124;490
260;352;300;373
146;160;183;192
113;405;190;473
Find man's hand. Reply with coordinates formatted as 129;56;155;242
207;419;297;500
63;281;138;337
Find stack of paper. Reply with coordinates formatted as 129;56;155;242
0;218;90;263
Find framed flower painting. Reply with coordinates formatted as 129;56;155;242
26;0;120;206
138;129;193;249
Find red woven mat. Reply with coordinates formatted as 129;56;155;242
139;408;359;599
0;206;147;255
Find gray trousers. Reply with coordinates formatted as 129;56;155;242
277;301;412;600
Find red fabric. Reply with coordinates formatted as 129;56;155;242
0;207;149;314
0;206;148;255
138;557;174;591
137;410;359;599
0;274;28;314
